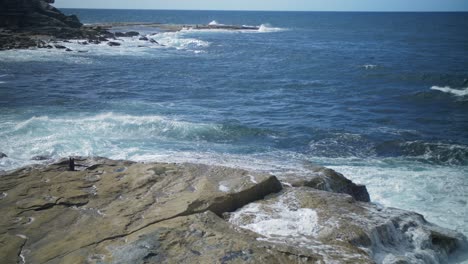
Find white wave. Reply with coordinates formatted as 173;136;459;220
363;64;378;69
431;86;468;97
258;24;284;33
208;20;223;26
151;31;210;50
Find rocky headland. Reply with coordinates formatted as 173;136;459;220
0;157;466;263
0;0;259;51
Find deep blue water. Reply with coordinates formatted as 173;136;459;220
0;10;467;239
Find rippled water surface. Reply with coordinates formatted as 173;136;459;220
1;10;467;244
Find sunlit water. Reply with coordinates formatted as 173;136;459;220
1;11;467;255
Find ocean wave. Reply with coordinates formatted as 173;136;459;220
431;86;468;97
257;24;285;33
363;64;378;70
308;133;468;165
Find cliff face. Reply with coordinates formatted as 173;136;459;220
0;0;82;30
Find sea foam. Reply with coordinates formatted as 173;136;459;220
431;86;468;97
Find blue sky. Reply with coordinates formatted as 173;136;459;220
55;0;468;11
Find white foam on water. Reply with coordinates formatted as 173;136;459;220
229;191;320;240
0;33;210;63
325;159;468;239
208;20;223;26
258;24;285;33
431;86;468;97
363;64;378;69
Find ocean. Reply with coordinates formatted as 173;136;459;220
0;9;467;248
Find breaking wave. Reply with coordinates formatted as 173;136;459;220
431;86;468;97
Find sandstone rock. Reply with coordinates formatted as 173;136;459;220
0;157;283;263
229;188;467;264
283;165;370;202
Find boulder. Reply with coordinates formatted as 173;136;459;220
149;38;159;44
0;152;7;159
139;36;149;41
54;44;66;49
283;165;370;202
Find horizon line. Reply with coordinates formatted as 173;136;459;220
57;7;468;13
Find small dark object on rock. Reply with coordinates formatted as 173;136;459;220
0;152;7;159
107;41;121;46
69;157;75;171
65;48;72;52
139;36;149;41
54;45;67;49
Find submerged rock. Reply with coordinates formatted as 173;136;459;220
107;41;121;46
0;152;7;159
0;157;464;263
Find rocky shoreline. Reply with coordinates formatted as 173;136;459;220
0;156;466;263
0;0;259;51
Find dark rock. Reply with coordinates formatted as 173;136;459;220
139;36;149;41
45;44;53;49
31;155;51;161
283;166;371;202
114;32;125;37
80;41;88;45
107;41;121;47
54;44;66;49
125;31;139;37
0;0;115;50
65;48;72;51
149;38;159;44
0;152;7;159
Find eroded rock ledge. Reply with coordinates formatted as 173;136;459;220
0;157;466;264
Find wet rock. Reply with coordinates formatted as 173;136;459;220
149;38;159;44
31;155;50;161
65;48;72;52
139;36;149;41
229;188;467;263
283;165;371;202
54;44;66;49
107;41;121;47
0;152;7;159
125;31;139;37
